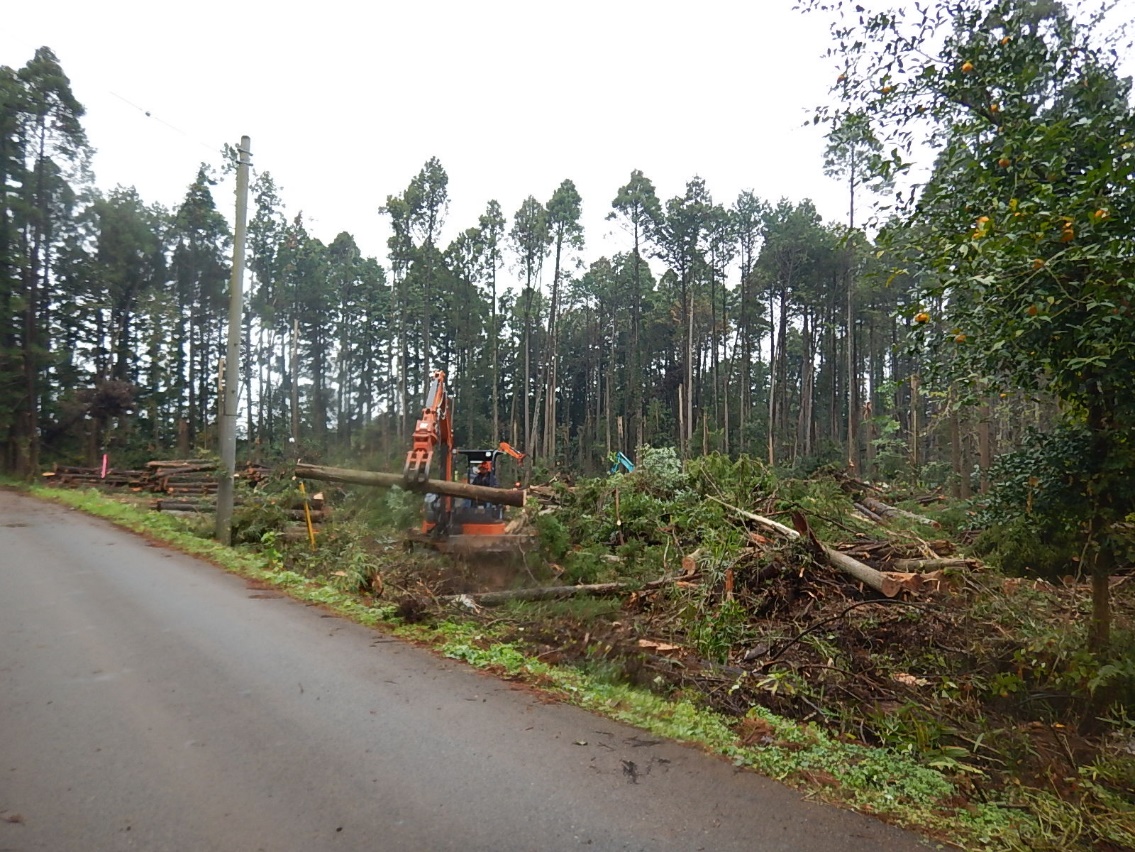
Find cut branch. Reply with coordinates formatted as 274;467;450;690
708;496;893;596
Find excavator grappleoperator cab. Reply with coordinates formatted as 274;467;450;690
422;447;517;535
456;448;504;523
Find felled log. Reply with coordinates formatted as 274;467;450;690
294;463;525;508
153;500;211;512
853;502;886;524
165;485;218;495
839;474;884;495
860;496;941;529
158;466;217;478
47;470;143;488
890;557;972;572
709;496;893;596
440;574;698;608
146;459;214;469
52;464;100;474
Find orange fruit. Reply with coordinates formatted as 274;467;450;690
1032;258;1045;269
1027;305;1038;316
1060;225;1075;242
961;60;975;73
998;157;1011;168
915;312;930;324
954;333;967;343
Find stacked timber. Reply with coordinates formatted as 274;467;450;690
152;491;329;523
42;464;146;489
241;462;272;487
144;460;220;495
142;459;273;494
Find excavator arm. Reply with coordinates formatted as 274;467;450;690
404;370;453;484
498;441;526;462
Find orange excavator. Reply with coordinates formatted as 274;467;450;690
404;369;531;553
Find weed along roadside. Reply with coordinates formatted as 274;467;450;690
26;451;1135;851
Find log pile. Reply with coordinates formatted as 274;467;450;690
144;460;270;494
42;464;146;488
145;460;219;495
152;492;329;523
43;459;272;494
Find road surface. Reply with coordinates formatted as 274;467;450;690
0;490;931;851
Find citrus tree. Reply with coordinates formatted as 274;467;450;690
806;0;1135;647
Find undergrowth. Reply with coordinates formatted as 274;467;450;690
25;465;1135;851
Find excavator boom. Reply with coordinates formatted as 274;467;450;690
498;441;526;462
404;370;452;484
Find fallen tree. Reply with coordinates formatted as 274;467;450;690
890;557;971;572
294;463;526;508
441;574;699;608
860;496;941;529
708;496;895;597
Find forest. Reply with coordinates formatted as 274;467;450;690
0;48;903;485
0;51;1040;490
2;3;1134;586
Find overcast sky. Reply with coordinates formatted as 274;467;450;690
5;0;864;266
2;1;938;268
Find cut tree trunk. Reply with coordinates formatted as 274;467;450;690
440;575;697;608
860;496;941;529
890;557;972;572
853;502;886;524
295;463;525;508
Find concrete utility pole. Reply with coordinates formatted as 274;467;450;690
216;136;251;545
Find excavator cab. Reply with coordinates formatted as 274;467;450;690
455;449;505;526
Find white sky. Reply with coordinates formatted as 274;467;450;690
8;1;862;268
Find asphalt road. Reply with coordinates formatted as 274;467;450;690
0;490;932;851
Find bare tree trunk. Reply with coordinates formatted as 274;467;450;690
491;272;499;442
910;373;921;472
684;279;694;456
290;318;300;448
949;399;963;500
847;271;859;470
798;311;814;459
678;385;686;457
978;397;992;494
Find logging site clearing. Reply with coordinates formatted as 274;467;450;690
33;450;1135;851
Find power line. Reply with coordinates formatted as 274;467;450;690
108;91;219;155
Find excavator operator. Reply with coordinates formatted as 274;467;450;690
473;460;496;488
